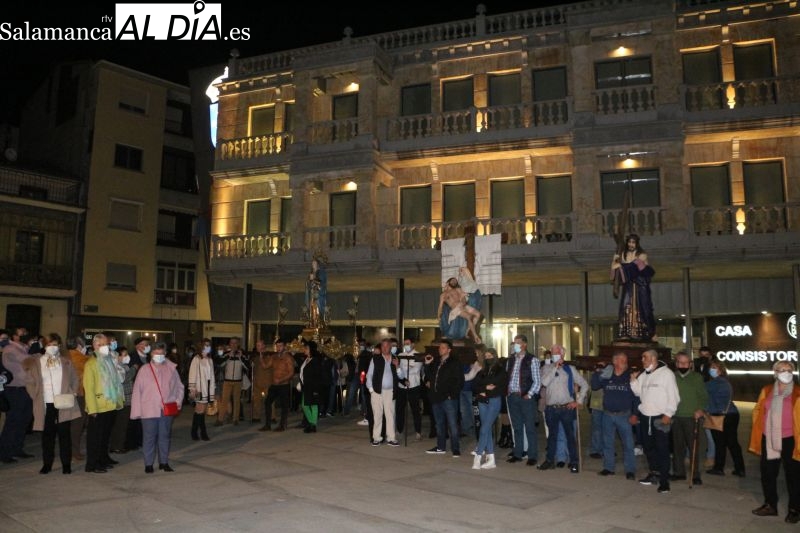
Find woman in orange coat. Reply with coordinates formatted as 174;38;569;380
749;361;800;523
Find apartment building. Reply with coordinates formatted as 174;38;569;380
19;61;211;349
200;0;799;366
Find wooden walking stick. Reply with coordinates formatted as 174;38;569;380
575;382;583;473
689;417;700;489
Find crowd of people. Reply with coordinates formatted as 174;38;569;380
1;328;798;523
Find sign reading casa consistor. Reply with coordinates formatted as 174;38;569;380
708;313;798;370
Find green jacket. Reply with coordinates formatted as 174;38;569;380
674;370;708;417
83;357;124;414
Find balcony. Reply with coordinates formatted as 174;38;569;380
594;85;656;116
304;226;357;251
217;132;293;161
211;232;291;259
384;215;574;250
683;75;800;113
154;289;196;306
384;100;570;143
0;263;72;290
309;118;359;144
0;167;81;205
690;203;800;236
598;207;664;239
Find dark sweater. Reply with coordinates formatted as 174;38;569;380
592;369;638;414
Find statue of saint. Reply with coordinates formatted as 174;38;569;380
437;267;482;343
611;234;656;341
305;256;327;329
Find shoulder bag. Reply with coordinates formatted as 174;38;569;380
150;364;179;416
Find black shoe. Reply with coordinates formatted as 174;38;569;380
145;465;154;474
1;457;17;464
105;457;119;465
569;464;579;473
706;468;724;476
39;465;52;474
657;483;670;494
303;425;317;433
639;473;657;485
626;472;636;480
598;469;615;476
258;425;271;432
732;470;745;477
556;461;566;468
786;510;800;524
752;503;778;516
506;456;522;463
14;452;34;459
670;474;686;481
526;458;537;466
110;449;128;454
589;453;602;459
86;468;107;473
692;478;702;485
371;440;381;446
537;460;555;470
62;465;71;474
159;463;174;472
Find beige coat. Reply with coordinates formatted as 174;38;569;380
23;354;81;431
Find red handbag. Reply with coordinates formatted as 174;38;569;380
149;364;180;417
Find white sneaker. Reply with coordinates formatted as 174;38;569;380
472;454;482;469
634;446;643;456
356;419;369;426
415;432;422;441
481;453;496;469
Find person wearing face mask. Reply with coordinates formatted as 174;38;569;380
471;346;507;469
188;339;216;441
0;327;35;463
67;335;89;462
82;333;124;473
366;339;401;446
669;351;708;486
630;349;679;493
395;338;423;441
131;342;184;473
504;335;542;465
22;333;81;474
750;361;800;522
126;337;151;452
109;347;136;454
705;360;744;478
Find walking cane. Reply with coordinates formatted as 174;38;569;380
574;383;582;473
689;417;700;489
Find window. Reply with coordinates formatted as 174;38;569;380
533;67;567;101
18;185;48;201
333;94;358;120
280;198;291;232
157;210;196;249
109;199;142;232
246;199;271;235
250;106;276;136
743;161;784;205
15;231;44;264
682;49;721;85
443;183;475;222
400;186;432;224
119;87;148;115
165;100;191;136
491;180;524;219
401;84;431;116
106;263;136;291
330;192;356;226
283;103;294;132
734;43;775;80
690;165;730;207
595;57;652;89
155;262;196;306
442;78;474;111
161;147;197;193
488;73;521;106
114;144;143;171
601;170;660;209
537;176;572;215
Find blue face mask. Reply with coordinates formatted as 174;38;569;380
110;341;118;351
513;343;522;354
390;346;398;355
709;368;719;378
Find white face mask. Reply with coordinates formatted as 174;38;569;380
98;345;110;356
217;350;224;356
45;345;59;357
122;355;131;365
143;345;151;354
390;346;398;355
202;346;211;355
80;346;87;355
404;345;412;353
551;353;561;363
777;371;794;384
152;354;166;364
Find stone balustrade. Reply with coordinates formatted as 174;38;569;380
309;118;359;144
684;75;800;112
598;207;664;238
594;85;656;115
691;203;799;236
303;225;358;251
217;133;293;161
211;233;291;259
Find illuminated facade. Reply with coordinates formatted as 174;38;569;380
203;0;800;358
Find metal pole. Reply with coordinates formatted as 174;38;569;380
683;268;693;356
794;264;800;375
243;283;253;421
582;271;590;357
396;278;405;342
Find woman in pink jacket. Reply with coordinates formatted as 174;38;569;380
131;342;184;473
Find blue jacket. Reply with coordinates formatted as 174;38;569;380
706;376;738;415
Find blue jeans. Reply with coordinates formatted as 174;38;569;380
476;397;501;455
602;413;637;473
507;394;538;460
141;416;174;467
545;406;578;465
460;389;475;437
590;409;604;455
433;398;460;454
343;377;361;415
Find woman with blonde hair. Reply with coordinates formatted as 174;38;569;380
750;361;800;523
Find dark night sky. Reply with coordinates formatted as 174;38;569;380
2;0;568;124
